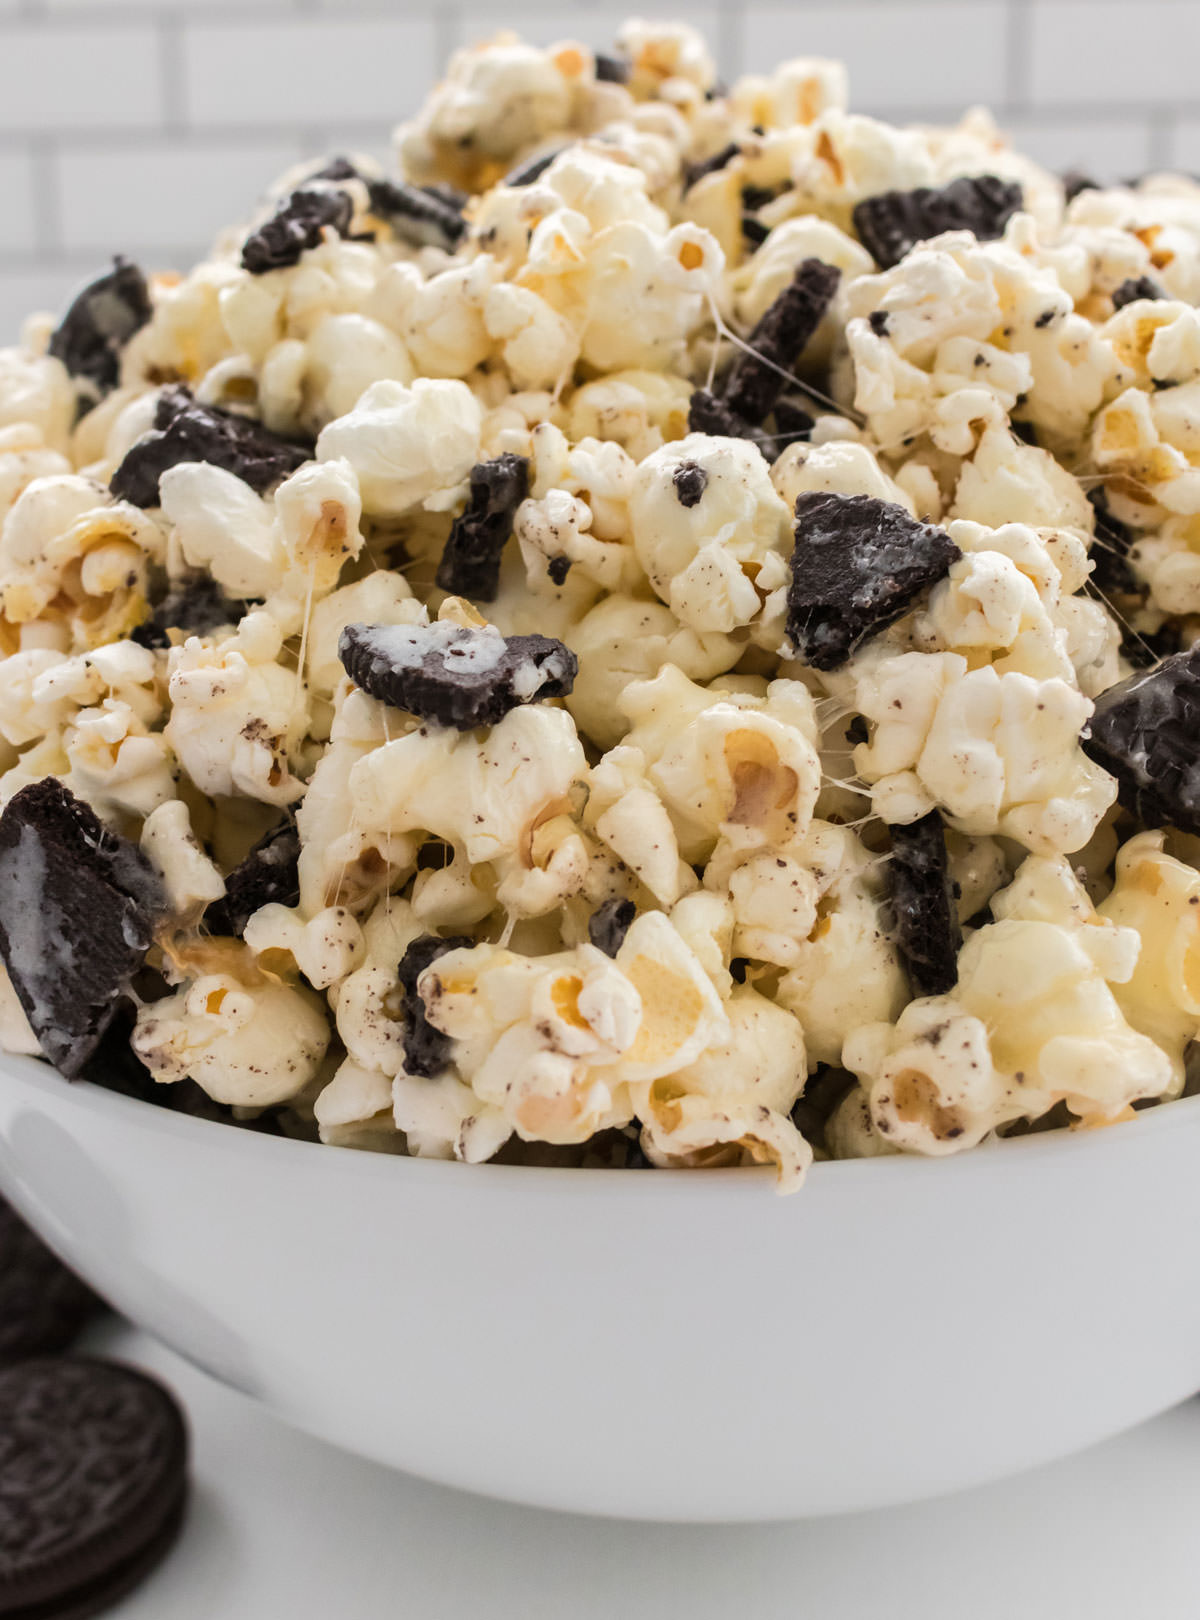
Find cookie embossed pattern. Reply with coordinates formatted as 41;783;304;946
3;15;1200;1523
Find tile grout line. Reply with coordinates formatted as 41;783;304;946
159;9;187;137
27;137;61;264
1004;0;1032;115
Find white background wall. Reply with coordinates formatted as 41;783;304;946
1;0;1198;340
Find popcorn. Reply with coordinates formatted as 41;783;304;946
6;18;1200;1193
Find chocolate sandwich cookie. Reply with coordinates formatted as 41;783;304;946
109;385;311;509
396;934;472;1077
1080;644;1200;834
436;454;530;602
241;184;355;274
587;897;636;959
852;174;1023;269
204;816;301;939
687;388;773;456
0;778;165;1079
0;1357;188;1620
883;813;963;998
366;177;468;250
48;258;152;402
131;575;250;650
338;621;577;730
0;1199;106;1367
787;491;961;670
722;258;840;425
1111;274;1165;309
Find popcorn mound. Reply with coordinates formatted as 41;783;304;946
4;20;1200;1188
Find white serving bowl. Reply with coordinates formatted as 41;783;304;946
1;1049;1198;1523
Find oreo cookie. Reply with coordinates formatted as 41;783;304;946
722;259;840;425
131;575;249;650
587;896;636;958
366;176;467;250
48;258;152;401
852;174;1023;269
0;777;165;1078
436;454;530;602
109;385;311;509
1080;644;1200;834
672;461;708;508
204;816;300;938
501;149;563;189
1086;488;1137;595
683;141;739;191
770;396;816;444
594;52;630;84
241;184;355;274
884;812;962;998
338;621;578;730
687;388;772;457
1062;170;1099;204
1112;273;1165;309
787;491;961;670
0;1197;107;1366
0;1357;188;1619
397;934;472;1077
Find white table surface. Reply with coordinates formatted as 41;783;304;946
81;1317;1200;1620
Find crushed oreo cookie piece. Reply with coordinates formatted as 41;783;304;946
339;621;578;730
868;309;890;336
397;934;472;1077
684;141;739;190
1080;644;1200;833
1086;487;1137;595
771;396;816;443
110;385;310;508
852;174;1023;269
546;554;573;586
594;51;630;83
1112;273;1166;309
723;259;840;425
48;257;152;401
845;714;870;746
787;491;961;670
687;388;773;457
1120;624;1178;670
0;778;165;1078
884;812;963;997
0;1196;107;1366
588;897;636;958
241;184;354;274
1062;170;1099;204
367;176;467;249
741;183;780;212
501;148;563;189
436;453;529;601
672;460;708;508
204;816;300;939
741;214;771;247
131;575;249;650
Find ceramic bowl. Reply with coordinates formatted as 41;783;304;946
1;1049;1198;1522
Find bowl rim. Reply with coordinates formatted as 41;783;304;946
2;1047;1198;1197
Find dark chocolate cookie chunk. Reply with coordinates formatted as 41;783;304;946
1120;623;1178;670
204;817;300;938
436;454;529;601
587;897;636;958
500;149;563;189
594;52;630;83
338;621;577;730
110;385;311;508
1111;273;1165;309
397;934;472;1078
131;575;249;650
683;141;739;191
884;812;962;998
787;491;961;670
723;259;841;425
241;184;355;274
0;1198;107;1367
1062;170;1099;204
48;258;152;401
672;461;708;508
770;396;816;444
0;1357;188;1619
1086;488;1137;595
687;388;772;457
1080;644;1200;833
852;174;1023;269
0;778;165;1079
366;176;467;250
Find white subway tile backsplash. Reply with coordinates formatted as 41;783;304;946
452;3;720;58
1166;119;1200;176
741;2;1009;116
0;265;105;345
999;114;1153;181
1030;1;1200;108
0;153;36;255
0;25;162;133
56;137;303;254
183;17;439;128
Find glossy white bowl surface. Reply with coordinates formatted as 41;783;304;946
1;1050;1197;1522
